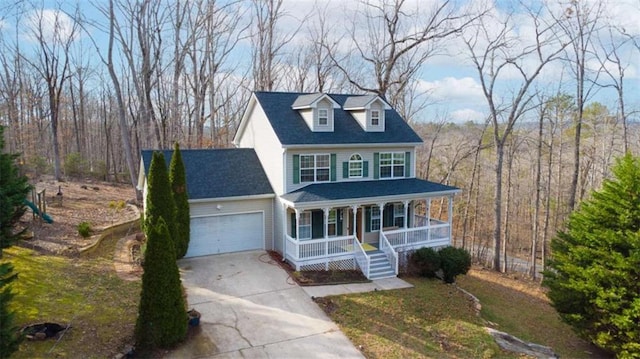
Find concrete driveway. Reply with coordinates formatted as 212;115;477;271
166;251;365;358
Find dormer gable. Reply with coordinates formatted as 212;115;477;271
292;93;340;132
343;95;391;132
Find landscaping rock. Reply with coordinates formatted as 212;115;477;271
486;327;558;359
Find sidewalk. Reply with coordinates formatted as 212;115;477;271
302;277;413;297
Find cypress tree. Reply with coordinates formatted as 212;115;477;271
169;143;190;259
144;152;176;247
0;125;30;357
135;217;187;351
543;153;640;357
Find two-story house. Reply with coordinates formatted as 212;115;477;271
139;91;460;279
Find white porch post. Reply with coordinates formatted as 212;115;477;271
323;208;330;269
282;203;287;262
378;202;385;248
351;205;358;237
448;195;454;245
294;209;301;261
427;198;432;243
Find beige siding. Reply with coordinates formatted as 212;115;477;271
236;103;285;195
285;146;416;193
189;197;274;250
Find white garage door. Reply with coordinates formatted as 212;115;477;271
186;212;263;257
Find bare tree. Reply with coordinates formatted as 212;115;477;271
464;5;567;272
554;1;604;211
22;6;80;180
328;0;485;108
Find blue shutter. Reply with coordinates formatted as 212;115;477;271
293;155;300;184
405;151;411;177
363;161;369;177
365;206;371;232
373;153;379;179
312;210;324;239
291;213;296;237
330;154;337;182
343;162;349;179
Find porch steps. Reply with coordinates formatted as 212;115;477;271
367;250;396;280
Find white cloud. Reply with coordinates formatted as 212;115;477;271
418;77;485;103
450;109;486;123
23;9;78;44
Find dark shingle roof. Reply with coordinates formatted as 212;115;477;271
254;91;423;146
141;148;274;200
281;178;459;204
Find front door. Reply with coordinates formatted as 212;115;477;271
348;208;363;242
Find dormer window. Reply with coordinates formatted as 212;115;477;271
343;95;390;132
371;110;380;126
292;93;339;132
318;108;329;126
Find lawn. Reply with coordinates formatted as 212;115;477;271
3;245;140;358
324;276;512;358
323;269;606;358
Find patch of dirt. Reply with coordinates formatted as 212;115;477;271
266;250;370;286
18;176;140;256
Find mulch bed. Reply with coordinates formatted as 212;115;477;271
266;250;369;286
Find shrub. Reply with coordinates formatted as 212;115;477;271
64;152;88;178
109;200;126;211
411;247;441;278
439;246;471;284
77;221;92;238
169;143;190;259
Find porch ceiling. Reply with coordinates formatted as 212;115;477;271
281;178;460;206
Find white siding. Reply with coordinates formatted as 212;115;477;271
236;103;285;195
285;146;417;193
190;197;274;250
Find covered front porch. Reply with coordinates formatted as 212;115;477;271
279;179;460;279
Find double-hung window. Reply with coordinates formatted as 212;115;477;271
371;110;380;126
348;154;363;178
318;108;329;126
327;209;337;237
370;206;381;231
298;212;311;240
379;152;405;178
393;203;404;227
300;154;330;182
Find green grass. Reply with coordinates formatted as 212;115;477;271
456;271;608;359
325;277;516;358
3;246;140;358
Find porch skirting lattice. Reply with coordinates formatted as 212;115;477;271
292;256;356;272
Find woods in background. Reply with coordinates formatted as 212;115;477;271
1;0;637;274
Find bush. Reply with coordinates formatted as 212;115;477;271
77;221;92;238
64;152;88;178
439;247;471;284
411;247;441;278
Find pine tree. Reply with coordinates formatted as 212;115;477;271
543;153;640;357
135;217;187;351
0;125;29;357
169;143;190;259
0;125;32;250
144;152;176;248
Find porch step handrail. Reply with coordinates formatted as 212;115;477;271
353;238;370;278
379;231;399;275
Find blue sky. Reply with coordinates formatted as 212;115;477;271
2;0;638;124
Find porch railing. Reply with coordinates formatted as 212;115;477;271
384;221;451;250
284;234;355;267
379;231;398;275
353;238;370;278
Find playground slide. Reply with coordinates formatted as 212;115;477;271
24;200;53;224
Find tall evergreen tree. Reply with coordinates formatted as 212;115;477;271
0;125;30;357
144;151;176;247
543;153;640;357
135;217;187;351
0;125;31;250
169;143;190;259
